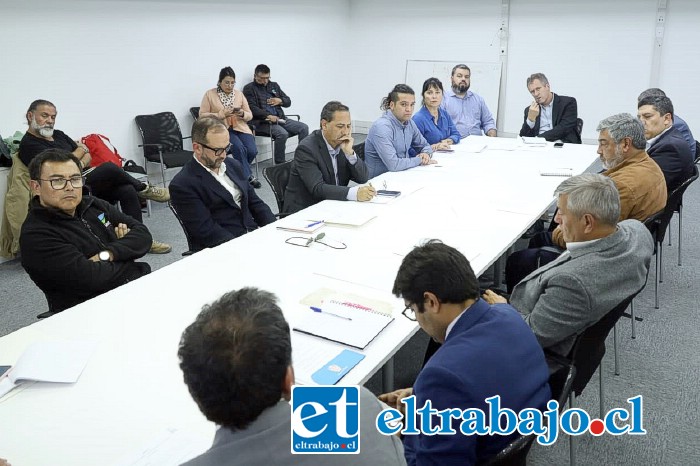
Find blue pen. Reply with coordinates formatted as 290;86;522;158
310;306;352;321
306;220;324;228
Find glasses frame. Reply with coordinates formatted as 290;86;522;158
37;175;85;190
198;142;231;157
402;305;417;321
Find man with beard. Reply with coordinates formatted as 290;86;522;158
518;73;581;144
19;99;172;254
169;117;275;252
440;64;497;137
504;113;666;291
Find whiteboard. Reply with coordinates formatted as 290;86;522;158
405;60;502;123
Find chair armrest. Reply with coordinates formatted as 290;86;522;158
139;143;164;149
286;114;301;121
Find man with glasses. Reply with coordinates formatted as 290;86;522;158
380;241;550;466
20;149;152;317
169;117;275;252
243;64;309;164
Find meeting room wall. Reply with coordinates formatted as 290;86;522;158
0;0;351;163
347;0;700;141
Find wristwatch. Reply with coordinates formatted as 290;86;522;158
98;250;111;261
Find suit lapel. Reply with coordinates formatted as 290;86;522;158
316;132;338;185
192;158;241;209
551;93;560;124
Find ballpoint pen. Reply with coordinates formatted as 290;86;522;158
310;306;352;321
306;220;324;228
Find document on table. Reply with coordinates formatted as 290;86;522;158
292;333;365;385
112;428;211;466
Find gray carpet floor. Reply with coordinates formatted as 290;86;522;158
1;155;699;465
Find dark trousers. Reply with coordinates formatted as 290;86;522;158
258;120;309;163
229;130;258;179
86;162;146;222
505;232;563;292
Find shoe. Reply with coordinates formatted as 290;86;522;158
138;184;170;202
149;240;172;254
249;176;262;189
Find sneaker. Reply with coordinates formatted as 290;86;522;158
249;176;262;189
149;240;172;254
138;184;170;202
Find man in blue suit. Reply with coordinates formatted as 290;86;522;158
170;117;275;252
380;241;551;466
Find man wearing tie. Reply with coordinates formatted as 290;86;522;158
283;101;375;214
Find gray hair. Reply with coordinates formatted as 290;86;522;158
637;88;665;101
526;73;549;87
554;173;620;226
191;117;227;145
596;113;646;150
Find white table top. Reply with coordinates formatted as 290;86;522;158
0;136;599;465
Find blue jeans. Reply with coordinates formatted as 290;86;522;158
228;130;258;179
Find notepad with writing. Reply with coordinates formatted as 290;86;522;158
293;299;394;349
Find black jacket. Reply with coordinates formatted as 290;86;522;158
519;93;581;144
647;126;695;193
20;196;152;313
243;80;292;132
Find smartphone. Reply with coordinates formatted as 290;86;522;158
554;142;564;148
0;365;11;378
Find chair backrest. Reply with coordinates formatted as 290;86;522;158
189;107;200;121
134;112;185;156
575;118;584;142
568;289;643;396
649;164;698;242
694;140;699;164
262;161;293;214
352;141;365;161
167;201;195;255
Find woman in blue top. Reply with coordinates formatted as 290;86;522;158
412;77;461;151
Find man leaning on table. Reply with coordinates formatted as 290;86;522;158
283;101;375;214
485;174;653;358
518;73;581;144
440;64;497;138
379;241;550;466
20;149;152;317
504;113;667;290
178;287;407;466
364;84;436;178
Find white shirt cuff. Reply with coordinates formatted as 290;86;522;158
347;186;359;201
344;152;358;165
526;119;536;128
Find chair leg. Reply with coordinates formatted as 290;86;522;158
158;150;167;188
678;204;683;266
569;393;576;466
271;138;276;165
614;323;620;376
630;299;636;339
655;246;660;309
599;365;605;419
667;214;672;246
659;241;664;284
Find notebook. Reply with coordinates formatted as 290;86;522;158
276;219;325;234
293;299;394;350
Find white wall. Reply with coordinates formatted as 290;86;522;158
0;0;350;161
1;0;698;154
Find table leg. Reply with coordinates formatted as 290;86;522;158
382;358;395;392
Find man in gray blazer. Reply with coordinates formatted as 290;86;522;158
178;287;406;466
484;173;653;357
284;101;375;215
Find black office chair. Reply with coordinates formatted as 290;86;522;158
352;141;365;161
189;107;200;121
575;118;583;143
667;165;699;265
262;160;293;217
694;140;700;164
252;114;301;165
167;201;195;256
134;112;193;187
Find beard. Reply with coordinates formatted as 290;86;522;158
602;145;625;170
31;117;54;138
452;82;469;94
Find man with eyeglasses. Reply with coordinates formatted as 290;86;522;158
243;64;309;164
169;117;275;252
20;149;152;317
379;240;550;466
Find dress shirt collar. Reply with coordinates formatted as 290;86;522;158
385;109;410;127
194;154;225;177
646;125;672;150
566;236;601;252
445;307;469;340
321;132;341;156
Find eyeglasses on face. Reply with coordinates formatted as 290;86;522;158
199;142;231;157
402;305;417;321
38;175;85;190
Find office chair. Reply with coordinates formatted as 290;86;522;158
575;118;583;143
352;141;365;161
167;201;195;256
134;112;193;187
252;114;301;165
189;107;200;121
262;160;293;217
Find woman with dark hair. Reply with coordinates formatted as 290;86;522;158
199;67;261;188
412;77;460;151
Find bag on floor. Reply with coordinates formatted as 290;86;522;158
81;134;124;168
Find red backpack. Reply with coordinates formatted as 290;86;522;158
81;134;124;168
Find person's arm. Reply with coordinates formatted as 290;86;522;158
199;90;227;120
444;110;461;145
244;180;276;226
518;272;592;349
480;97;497;136
410;122;434;157
295;143;352;201
93;198;152;261
275;83;292;108
372;123;422;172
169;179;235;248
239;94;253;122
540;97;578;142
520;104;539;137
243;83;270;121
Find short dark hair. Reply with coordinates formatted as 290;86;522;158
380;84;415;111
27;148;82;181
637;88;665;101
218;66;236;83
178;287;292;430
526;73;549;87
191;117;227;145
451;64;470;76
26;99;56;124
392;240;479;313
420;77;444;106
320;101;350;124
254;64;271;75
638;95;674;118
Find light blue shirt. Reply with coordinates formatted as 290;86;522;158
441;88;496;137
673;114;697;158
364;110;433;178
526;95;554;134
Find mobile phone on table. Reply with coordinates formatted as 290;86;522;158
554;142;564;148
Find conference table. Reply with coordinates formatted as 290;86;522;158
0;136;598;465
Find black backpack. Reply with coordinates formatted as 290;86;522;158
0;133;12;167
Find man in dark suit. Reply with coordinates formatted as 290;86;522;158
519;73;581;144
637;95;694;193
170;117;275;252
380;241;551;466
283;101;375;214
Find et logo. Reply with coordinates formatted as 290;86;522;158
290;386;360;454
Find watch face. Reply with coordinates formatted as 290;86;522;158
99;251;110;261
